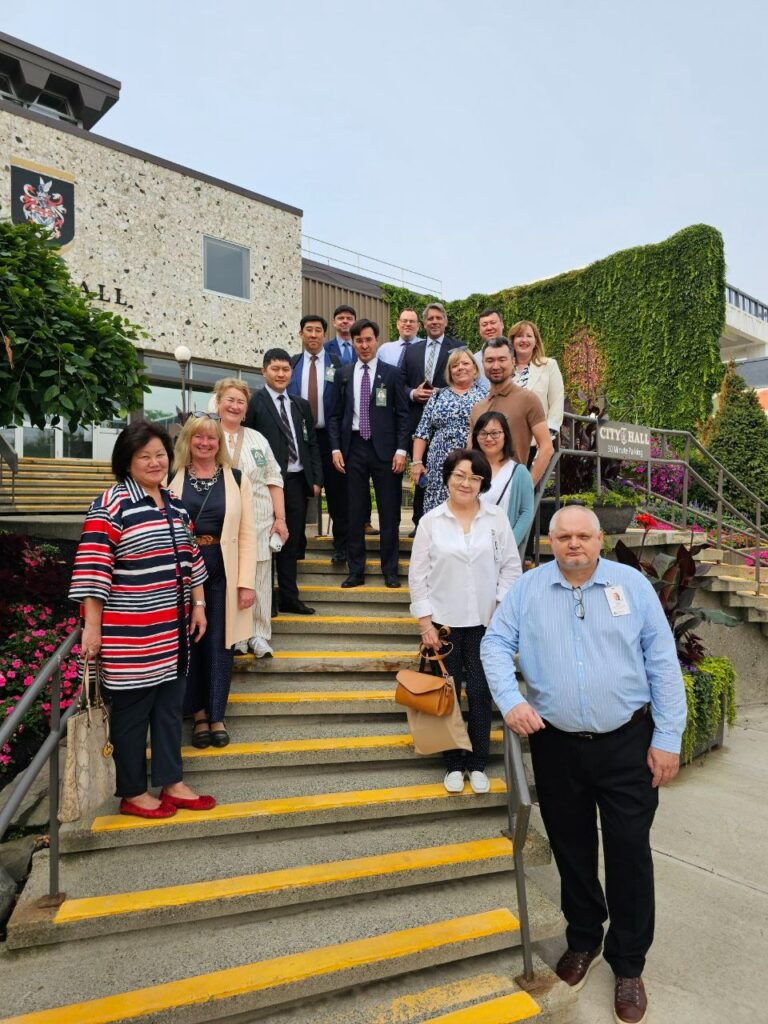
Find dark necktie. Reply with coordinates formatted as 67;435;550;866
308;355;319;424
277;395;298;463
397;340;410;368
359;364;371;440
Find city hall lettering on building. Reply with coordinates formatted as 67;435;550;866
596;422;651;461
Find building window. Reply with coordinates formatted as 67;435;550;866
203;235;250;300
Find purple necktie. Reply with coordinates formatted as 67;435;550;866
359;364;371;440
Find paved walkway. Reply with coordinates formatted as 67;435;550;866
528;704;768;1023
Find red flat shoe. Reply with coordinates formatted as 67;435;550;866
162;793;217;811
120;798;177;819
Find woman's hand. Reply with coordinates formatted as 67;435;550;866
238;587;256;610
81;622;102;660
271;518;289;543
410;463;425;485
189;606;207;642
420;624;441;651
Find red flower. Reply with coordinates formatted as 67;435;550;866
636;513;660;531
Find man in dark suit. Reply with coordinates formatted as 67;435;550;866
399;301;465;531
328;319;411;589
288;315;347;565
244;348;322;615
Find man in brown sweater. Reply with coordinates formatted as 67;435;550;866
468;337;554;485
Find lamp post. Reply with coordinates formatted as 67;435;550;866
174;344;192;418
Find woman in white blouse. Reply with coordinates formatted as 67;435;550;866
409;448;521;795
508;320;565;441
213;378;288;658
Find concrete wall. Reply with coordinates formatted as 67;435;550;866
0;106;302;367
696;590;768;707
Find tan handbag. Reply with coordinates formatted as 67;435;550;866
395;648;456;718
59;654;116;823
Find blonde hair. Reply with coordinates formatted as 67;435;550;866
172;415;232;474
508;320;546;366
213;377;250;406
446;347;479;385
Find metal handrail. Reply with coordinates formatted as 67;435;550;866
0;625;81;901
0;433;18;505
502;726;534;980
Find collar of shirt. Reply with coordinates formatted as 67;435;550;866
426;335;445;346
124;475;167;507
355;357;378;377
302;351;322;367
435;500;495;524
488;379;522;398
264;383;289;404
550;557;612;591
335;336;353;350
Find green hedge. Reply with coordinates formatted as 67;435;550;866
381;224;725;431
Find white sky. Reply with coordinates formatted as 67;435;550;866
3;0;766;300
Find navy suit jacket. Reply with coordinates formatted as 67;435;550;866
324;337;356;365
400;335;466;434
327;360;411;463
288;350;340;428
243;388;322;488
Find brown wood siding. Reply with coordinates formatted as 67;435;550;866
302;262;391;341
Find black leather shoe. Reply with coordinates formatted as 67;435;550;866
341;575;365;588
280;600;316;615
330;551;347;565
384;575;402;589
209;726;230;748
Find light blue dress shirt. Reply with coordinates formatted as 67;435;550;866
480;557;687;753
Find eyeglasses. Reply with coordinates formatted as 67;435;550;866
572;586;585;619
450;472;484;486
477;430;503;441
189;412;221;421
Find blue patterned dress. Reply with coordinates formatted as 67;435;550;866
414;381;489;512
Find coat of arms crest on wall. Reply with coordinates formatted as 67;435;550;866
10;158;75;248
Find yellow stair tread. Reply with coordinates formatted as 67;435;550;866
175;731;503;758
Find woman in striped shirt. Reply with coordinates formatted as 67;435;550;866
70;421;215;819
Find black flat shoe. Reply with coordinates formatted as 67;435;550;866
280;600;316;615
384;575;402;589
191;719;211;749
209;726;230;748
341;575;365;589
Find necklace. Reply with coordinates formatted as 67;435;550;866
188;464;221;495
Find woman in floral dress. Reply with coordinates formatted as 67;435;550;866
410;349;488;513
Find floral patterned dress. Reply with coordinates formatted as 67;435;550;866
414;381;488;512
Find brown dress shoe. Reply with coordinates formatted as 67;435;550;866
614;976;647;1024
555;946;603;991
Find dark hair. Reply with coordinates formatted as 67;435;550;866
478;307;503;322
112;420;173;483
300;314;328;332
471;411;514;461
263;347;293;368
481;336;513;354
333;304;357;318
442;448;492;493
350;318;380;340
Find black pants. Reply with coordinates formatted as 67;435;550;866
438;624;492;773
277;470;309;604
185;545;234;723
105;673;185;799
346;434;402;577
316;428;348;555
529;714;658;977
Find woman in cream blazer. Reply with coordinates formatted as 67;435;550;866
508;320;565;435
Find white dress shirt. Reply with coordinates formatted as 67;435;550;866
378;338;417;366
409;501;521;627
265;383;303;472
299;351;325;429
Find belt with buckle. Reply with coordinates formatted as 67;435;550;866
553;704;650;741
195;534;220;546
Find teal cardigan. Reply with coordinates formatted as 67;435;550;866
504;463;535;549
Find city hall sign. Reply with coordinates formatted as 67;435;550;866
596;421;651;462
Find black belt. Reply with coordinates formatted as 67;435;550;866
545;704;650;741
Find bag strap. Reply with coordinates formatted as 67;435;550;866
495;462;518;506
417;626;453;679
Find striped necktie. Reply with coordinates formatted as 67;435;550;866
277;395;298;463
424;340;438;383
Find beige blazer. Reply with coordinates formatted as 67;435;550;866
523;358;565;431
170;467;257;648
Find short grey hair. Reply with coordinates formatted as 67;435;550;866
549;506;603;536
423;302;448;320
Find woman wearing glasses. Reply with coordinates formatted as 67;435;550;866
212;377;288;659
471;411;535;552
409;448;521;795
170;414;256;749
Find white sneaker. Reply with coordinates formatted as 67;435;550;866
443;771;465;794
468;770;491;794
233;641;249;655
248;637;274;658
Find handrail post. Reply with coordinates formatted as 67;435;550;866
682;436;690;528
716;468;724;549
48;662;62;899
755;502;762;595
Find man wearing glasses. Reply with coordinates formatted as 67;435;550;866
481;505;686;1024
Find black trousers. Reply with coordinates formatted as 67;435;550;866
105;673;185;799
316;428;348;555
346;434;402;577
185;545;234;723
529;714;659;977
438;624;493;773
277;471;309;604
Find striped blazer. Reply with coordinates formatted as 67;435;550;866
69;476;208;690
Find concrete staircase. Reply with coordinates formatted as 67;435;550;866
695;547;768;635
0;533;574;1024
5;457;114;514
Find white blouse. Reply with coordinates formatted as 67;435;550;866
409;502;522;627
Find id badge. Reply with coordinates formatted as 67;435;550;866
605;585;631;615
375;386;387;407
302;422;309;442
250;448;267;467
325;365;336;383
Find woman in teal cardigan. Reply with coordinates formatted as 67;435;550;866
471;411;534;552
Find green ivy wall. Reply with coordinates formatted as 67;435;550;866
381;224;726;431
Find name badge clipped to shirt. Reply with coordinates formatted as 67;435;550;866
250;448;267;467
491;528;503;563
605;585;631;616
375;385;388;407
301;422;309;443
324;365;336;383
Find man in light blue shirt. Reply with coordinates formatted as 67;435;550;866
482;505;686;1024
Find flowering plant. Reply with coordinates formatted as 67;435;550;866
623;438;686;501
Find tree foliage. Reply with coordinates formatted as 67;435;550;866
381;224;725;431
0;219;149;432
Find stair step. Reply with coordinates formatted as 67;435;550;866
0;875;564;1021
264;635;418;653
272;614;418;635
234;649;414;673
227;687;398;715
298;558;410;575
61;778;509;852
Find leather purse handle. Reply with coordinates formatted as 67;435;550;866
418;626;453;677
